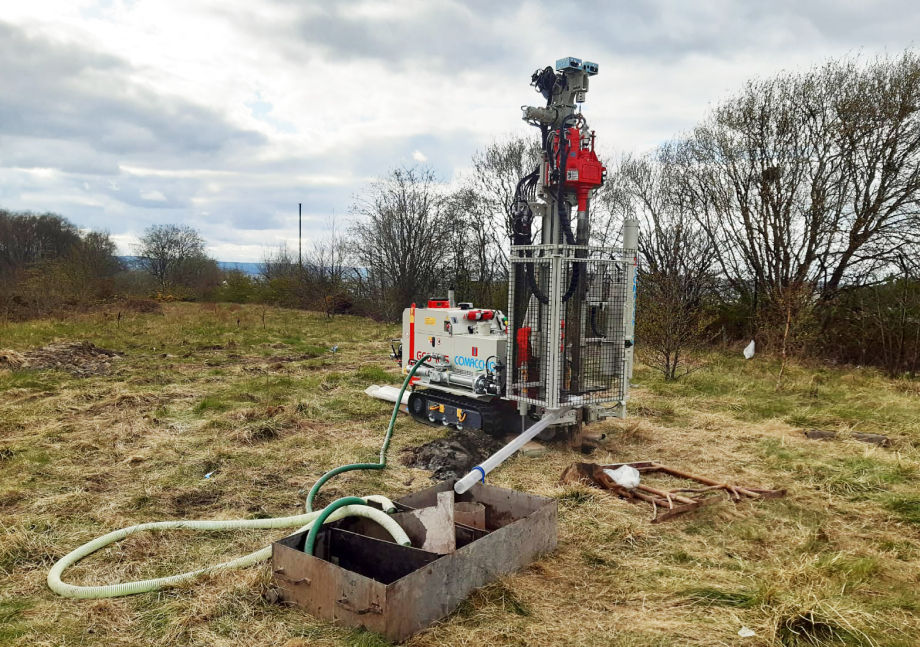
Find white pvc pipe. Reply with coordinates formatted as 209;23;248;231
622;216;639;380
454;408;569;494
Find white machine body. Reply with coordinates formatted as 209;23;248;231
401;301;507;399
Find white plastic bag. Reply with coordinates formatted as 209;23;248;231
743;340;755;359
603;465;641;489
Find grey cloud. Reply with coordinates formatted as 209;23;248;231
554;1;920;62
190;203;287;232
343;130;481;181
0;21;266;169
94;175;197;210
0;135;121;175
233;0;920;85
291;0;916;66
259;1;530;72
228;210;284;231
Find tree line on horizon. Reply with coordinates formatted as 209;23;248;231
2;51;918;378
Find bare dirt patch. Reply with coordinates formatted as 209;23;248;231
171;487;222;514
401;427;504;480
0;340;119;376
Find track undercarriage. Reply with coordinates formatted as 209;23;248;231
407;389;512;435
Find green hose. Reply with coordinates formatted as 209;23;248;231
303;496;409;555
305;353;431;512
305;498;365;555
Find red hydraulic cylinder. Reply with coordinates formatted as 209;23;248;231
548;128;605;211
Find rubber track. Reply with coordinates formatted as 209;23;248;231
408;389;507;435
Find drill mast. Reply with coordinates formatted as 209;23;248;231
508;57;638;436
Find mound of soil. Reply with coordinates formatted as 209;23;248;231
401;428;504;481
0;341;119;376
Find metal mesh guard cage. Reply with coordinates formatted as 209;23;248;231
507;244;629;409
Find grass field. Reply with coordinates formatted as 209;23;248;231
2;302;919;646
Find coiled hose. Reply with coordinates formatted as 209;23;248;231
47;500;407;599
47;354;432;599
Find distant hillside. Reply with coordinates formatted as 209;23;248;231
119;256;261;276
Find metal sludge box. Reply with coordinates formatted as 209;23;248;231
271;481;557;642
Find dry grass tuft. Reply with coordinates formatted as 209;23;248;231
0;349;27;369
774;601;877;646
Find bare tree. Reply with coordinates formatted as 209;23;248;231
135;224;217;296
437;187;509;308
820;254;920;377
260;242;298;283
259;243;302;308
350;167;451;321
59;231;123;301
827;52;920;292
589;160;632;248
439;189;476;301
466;135;543;266
669;51;920;348
0;210;80;275
0;211;121;317
676;73;843;307
605;153;718;379
304;216;352;317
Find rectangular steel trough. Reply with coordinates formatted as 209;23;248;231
271;480;557;642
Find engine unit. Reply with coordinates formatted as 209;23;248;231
397;297;513;432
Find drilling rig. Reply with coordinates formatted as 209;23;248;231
394;57;639;489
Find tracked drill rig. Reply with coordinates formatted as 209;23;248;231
394;57;638;481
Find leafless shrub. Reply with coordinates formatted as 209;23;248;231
349;166;452;321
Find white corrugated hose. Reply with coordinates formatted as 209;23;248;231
47;497;407;599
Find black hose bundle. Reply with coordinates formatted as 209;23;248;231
510;167;539;245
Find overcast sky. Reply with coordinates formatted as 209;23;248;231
1;1;917;261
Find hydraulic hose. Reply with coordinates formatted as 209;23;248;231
305;353;432;512
48;355;429;599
